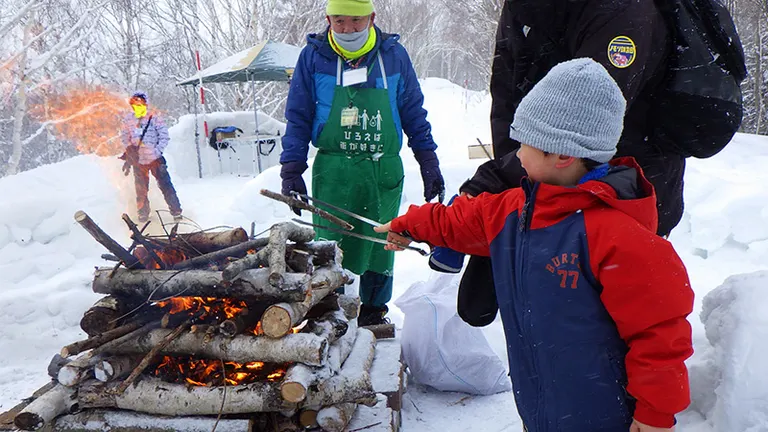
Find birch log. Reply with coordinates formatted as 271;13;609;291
105;329;330;366
57;354;97;387
94;356;143;382
78;378;296;415
14;385;76;431
149;228;249;254
316;403;357;432
79;296;126;336
337;294;361;320
92;268;310;302
280;319;358;403
261;266;350;338
304;328;377;408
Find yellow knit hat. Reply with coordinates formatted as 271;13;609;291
326;0;374;16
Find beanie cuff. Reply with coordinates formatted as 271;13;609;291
510;116;617;163
326;3;374;16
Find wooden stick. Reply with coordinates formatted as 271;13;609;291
260;189;354;230
122;213;165;269
90;321;160;357
171;238;270;270
57;354;97;387
149;228;249;254
61;321;143;358
115;318;193;394
74;210;141;269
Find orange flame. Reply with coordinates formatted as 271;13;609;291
28;86;128;156
154;356;286;386
155;296;249;322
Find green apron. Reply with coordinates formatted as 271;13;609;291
312;53;403;277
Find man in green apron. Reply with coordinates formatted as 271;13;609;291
280;0;445;326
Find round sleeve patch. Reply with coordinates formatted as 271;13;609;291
607;36;636;68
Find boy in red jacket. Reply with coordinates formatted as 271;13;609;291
375;58;694;432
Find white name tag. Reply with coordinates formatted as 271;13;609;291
343;67;367;87
340;106;360;127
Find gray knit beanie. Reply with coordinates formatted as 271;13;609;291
509;58;626;163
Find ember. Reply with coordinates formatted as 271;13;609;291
153;356;288;386
155;296;249;322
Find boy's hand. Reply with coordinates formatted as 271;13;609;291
630;419;674;432
373;222;413;251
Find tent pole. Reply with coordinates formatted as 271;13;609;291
251;72;263;174
192;85;202;178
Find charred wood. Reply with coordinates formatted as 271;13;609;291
171;238;270;270
74;211;141;269
79;296;128;336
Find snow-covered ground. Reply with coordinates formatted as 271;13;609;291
1;78;767;431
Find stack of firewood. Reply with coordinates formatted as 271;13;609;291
12;212;385;432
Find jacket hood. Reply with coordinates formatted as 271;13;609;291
306;25;399;61
530;157;658;233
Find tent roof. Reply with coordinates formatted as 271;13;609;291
177;41;302;86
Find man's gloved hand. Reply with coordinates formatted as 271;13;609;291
414;149;445;203
280;161;309;216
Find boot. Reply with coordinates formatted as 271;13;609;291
358;304;390;327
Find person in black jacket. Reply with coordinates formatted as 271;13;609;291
453;0;685;327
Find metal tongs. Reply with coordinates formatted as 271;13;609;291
290;192;429;257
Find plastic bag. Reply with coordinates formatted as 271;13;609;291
394;273;512;395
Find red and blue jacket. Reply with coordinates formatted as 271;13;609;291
391;158;694;431
280;26;436;164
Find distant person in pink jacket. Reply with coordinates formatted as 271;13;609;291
120;91;182;223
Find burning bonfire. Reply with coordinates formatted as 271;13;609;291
6;205;402;432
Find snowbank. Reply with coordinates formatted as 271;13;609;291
698;271;768;432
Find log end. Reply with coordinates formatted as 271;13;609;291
268;272;285;288
298;409;318;428
14;412;43;431
261;306;292;339
280;382;308;403
74;210;87;223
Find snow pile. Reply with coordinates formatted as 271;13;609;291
697;271;768;432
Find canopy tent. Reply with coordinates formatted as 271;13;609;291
177;41;302;178
177;41;301;86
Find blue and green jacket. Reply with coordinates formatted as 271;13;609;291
280;26;436;164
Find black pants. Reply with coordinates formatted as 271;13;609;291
133;157;182;219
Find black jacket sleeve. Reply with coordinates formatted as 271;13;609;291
459;151;527;196
489;3;522;159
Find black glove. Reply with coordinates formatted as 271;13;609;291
119;146;139;176
414;149;445;203
280;161;309;216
